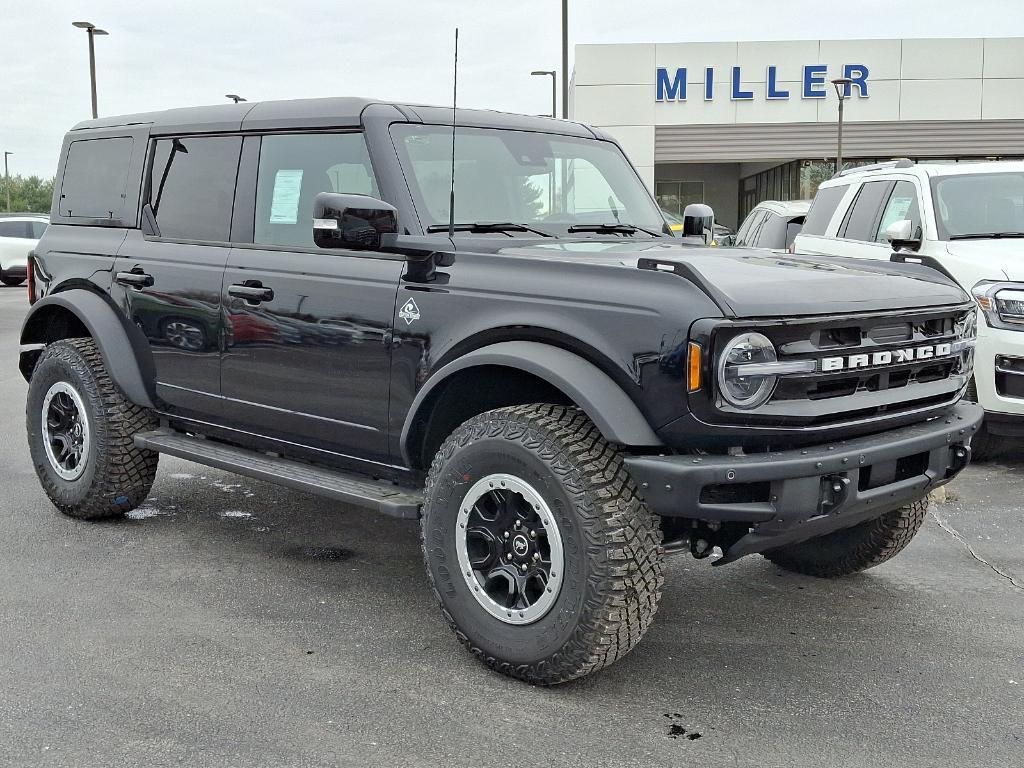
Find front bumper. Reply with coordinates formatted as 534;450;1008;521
974;325;1024;419
624;402;983;563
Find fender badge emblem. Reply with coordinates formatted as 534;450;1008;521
399;298;421;325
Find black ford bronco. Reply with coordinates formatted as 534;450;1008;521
22;98;982;684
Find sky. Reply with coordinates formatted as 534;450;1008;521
4;0;1024;179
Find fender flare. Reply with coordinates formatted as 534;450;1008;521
20;289;156;409
400;340;662;465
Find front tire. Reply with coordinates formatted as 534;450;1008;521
421;404;664;685
27;338;159;520
764;497;928;578
1;274;25;287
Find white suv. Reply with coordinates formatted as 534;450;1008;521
0;213;48;286
794;160;1024;458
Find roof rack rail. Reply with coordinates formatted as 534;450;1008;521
833;158;914;178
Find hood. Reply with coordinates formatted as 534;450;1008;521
943;239;1022;282
494;239;970;318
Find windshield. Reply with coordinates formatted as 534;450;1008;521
390;124;667;236
931;171;1024;239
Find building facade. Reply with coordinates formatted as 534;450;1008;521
571;38;1024;228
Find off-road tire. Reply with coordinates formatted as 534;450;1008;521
420;404;664;685
27;338;158;520
1;275;25;287
764;497;928;578
963;380;995;461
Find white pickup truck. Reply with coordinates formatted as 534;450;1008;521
794;160;1024;458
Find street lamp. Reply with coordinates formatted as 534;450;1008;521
225;94;247;103
72;21;109;119
831;77;853;175
3;152;11;212
531;71;556;118
561;0;568;118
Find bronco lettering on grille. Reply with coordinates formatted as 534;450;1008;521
820;343;952;372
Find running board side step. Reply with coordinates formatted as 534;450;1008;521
133;429;423;519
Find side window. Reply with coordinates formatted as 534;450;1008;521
876;181;921;242
801;184;848;236
254;133;379;248
0;221;30;238
735;210;765;246
31;221;48;238
839;181;893;241
149;136;242;242
754;213;789;249
59;137;134;219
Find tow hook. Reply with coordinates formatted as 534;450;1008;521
819;474;851;515
949;444;970;475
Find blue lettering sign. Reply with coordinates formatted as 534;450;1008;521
843;64;869;97
731;66;753;100
766;65;789;99
656;67;687;101
802;64;828;98
655;63;869;102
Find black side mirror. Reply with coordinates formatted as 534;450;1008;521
313;192;398;250
682;203;715;244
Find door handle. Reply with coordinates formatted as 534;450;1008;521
228;282;274;304
115;269;154;288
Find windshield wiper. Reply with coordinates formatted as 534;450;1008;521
949;231;1024;240
425;222;554;237
567;222;662;237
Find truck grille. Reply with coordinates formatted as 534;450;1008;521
708;304;976;429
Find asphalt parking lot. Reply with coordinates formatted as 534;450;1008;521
0;286;1020;768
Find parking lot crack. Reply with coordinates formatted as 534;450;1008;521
929;509;1024;592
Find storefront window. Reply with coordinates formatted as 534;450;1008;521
655;180;704;216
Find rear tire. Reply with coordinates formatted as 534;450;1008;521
1;275;24;287
421;404;664;685
764;497;928;578
27;338;158;520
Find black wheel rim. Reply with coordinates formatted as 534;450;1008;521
456;473;564;625
41;381;91;481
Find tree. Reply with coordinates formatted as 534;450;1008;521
1;175;55;213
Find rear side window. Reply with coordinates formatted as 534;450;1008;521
735;210;766;246
31;221;48;238
801;184;848;236
0;220;30;238
839;181;893;241
754;213;790;249
149;136;242;242
254;132;379;248
59;137;134;219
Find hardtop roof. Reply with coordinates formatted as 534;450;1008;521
70;97;597;138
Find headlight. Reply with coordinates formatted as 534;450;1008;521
717;332;779;409
972;282;1024;330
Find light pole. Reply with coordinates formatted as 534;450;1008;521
3;151;11;212
72;21;109;119
561;0;568;118
225;94;247;104
531;71;556;118
831;77;853;175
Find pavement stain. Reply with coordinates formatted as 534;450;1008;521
663;713;702;741
289;545;353;562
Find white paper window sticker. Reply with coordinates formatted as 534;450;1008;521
269;169;303;224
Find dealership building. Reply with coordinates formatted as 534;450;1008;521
570;37;1024;228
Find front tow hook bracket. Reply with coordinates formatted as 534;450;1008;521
819;474;851;515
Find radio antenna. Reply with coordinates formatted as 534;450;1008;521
447;27;459;239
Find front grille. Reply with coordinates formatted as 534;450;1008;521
706;304;976;429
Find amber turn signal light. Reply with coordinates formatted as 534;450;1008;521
687;342;702;392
